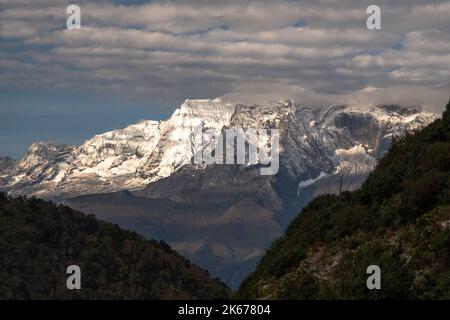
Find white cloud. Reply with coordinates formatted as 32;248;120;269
0;0;449;111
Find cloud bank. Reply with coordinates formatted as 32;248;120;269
1;0;449;111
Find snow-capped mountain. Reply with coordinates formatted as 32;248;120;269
0;98;438;288
0;98;436;200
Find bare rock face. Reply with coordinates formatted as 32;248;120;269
0;98;438;288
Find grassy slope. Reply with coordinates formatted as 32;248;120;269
237;101;450;299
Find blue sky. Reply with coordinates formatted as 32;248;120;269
1;0;449;159
0;88;171;158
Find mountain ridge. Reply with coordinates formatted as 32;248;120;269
0;99;437;200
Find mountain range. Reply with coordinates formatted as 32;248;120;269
0;98;437;288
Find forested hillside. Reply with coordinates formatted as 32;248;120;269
237;101;450;299
0;194;230;299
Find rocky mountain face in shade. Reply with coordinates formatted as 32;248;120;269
0;98;437;288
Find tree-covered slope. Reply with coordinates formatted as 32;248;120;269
0;194;230;299
237;101;450;299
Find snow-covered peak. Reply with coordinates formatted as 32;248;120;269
169;98;236;128
0;99;438;199
18;142;75;169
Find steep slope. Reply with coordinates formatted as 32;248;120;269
237;101;450;299
0;193;230;299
